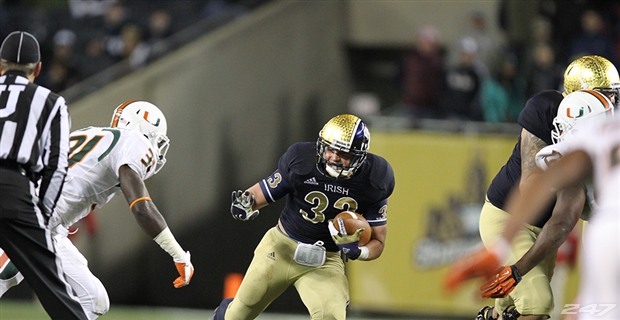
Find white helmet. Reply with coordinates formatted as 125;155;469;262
110;100;170;173
552;89;613;143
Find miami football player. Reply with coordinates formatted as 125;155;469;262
0;101;194;319
444;55;619;320
538;89;613;217
452;112;620;320
210;114;395;320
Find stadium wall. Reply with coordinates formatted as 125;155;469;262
64;0;351;310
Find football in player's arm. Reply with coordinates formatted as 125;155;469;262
211;114;395;320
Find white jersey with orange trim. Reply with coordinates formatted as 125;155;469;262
562;116;620;215
55;126;158;227
559;115;620;320
536;142;598;219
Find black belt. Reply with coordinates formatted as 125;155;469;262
0;159;36;181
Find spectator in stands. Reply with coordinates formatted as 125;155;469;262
524;42;563;98
391;25;446;119
37;29;81;92
479;52;526;123
68;0;116;19
569;9;618;65
538;0;588;64
119;24;150;69
441;37;483;121
457;10;501;80
144;7;174;60
103;1;131;61
79;36;115;79
145;7;173;44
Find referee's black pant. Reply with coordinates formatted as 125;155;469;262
0;167;88;320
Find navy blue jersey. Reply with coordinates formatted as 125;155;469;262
258;142;394;252
486;90;563;227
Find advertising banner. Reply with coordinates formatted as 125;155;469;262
348;130;580;317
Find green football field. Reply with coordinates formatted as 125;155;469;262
0;299;208;320
0;298;475;319
0;299;431;320
0;299;322;320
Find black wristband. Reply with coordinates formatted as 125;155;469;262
510;265;522;284
348;249;361;260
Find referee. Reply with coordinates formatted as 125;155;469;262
0;31;87;319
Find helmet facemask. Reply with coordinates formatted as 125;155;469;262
316;114;370;179
148;130;169;174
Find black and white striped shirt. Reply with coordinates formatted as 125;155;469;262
0;70;70;216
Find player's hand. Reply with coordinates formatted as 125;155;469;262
443;246;502;292
231;190;259;221
480;265;522;298
173;251;194;288
328;218;364;259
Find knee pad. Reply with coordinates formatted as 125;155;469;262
476;306;497;320
502;305;521;320
210;298;233;320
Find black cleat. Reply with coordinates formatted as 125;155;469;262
476;306;497;320
501;305;521;320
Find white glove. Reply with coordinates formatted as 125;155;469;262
231;190;260;221
173;251;194;288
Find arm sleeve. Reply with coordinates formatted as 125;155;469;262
518;91;561;145
109;132;155;181
38;97;70;216
258;169;293;203
364;198;388;227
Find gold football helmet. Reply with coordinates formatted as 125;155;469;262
563;55;620;106
317;114;370;178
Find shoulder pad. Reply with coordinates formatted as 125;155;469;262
279;142;317;177
365;154;395;194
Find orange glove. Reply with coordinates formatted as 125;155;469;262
173;251;194;288
443;245;502;292
480;265;522;298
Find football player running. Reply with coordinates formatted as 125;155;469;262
0;101;194;319
210;114;395;320
444;55;620;320
451;112;620;320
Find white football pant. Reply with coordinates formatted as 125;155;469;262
54;231;110;319
577;211;619;320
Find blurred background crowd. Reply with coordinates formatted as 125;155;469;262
348;0;620;124
1;0;269;98
3;0;620;125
